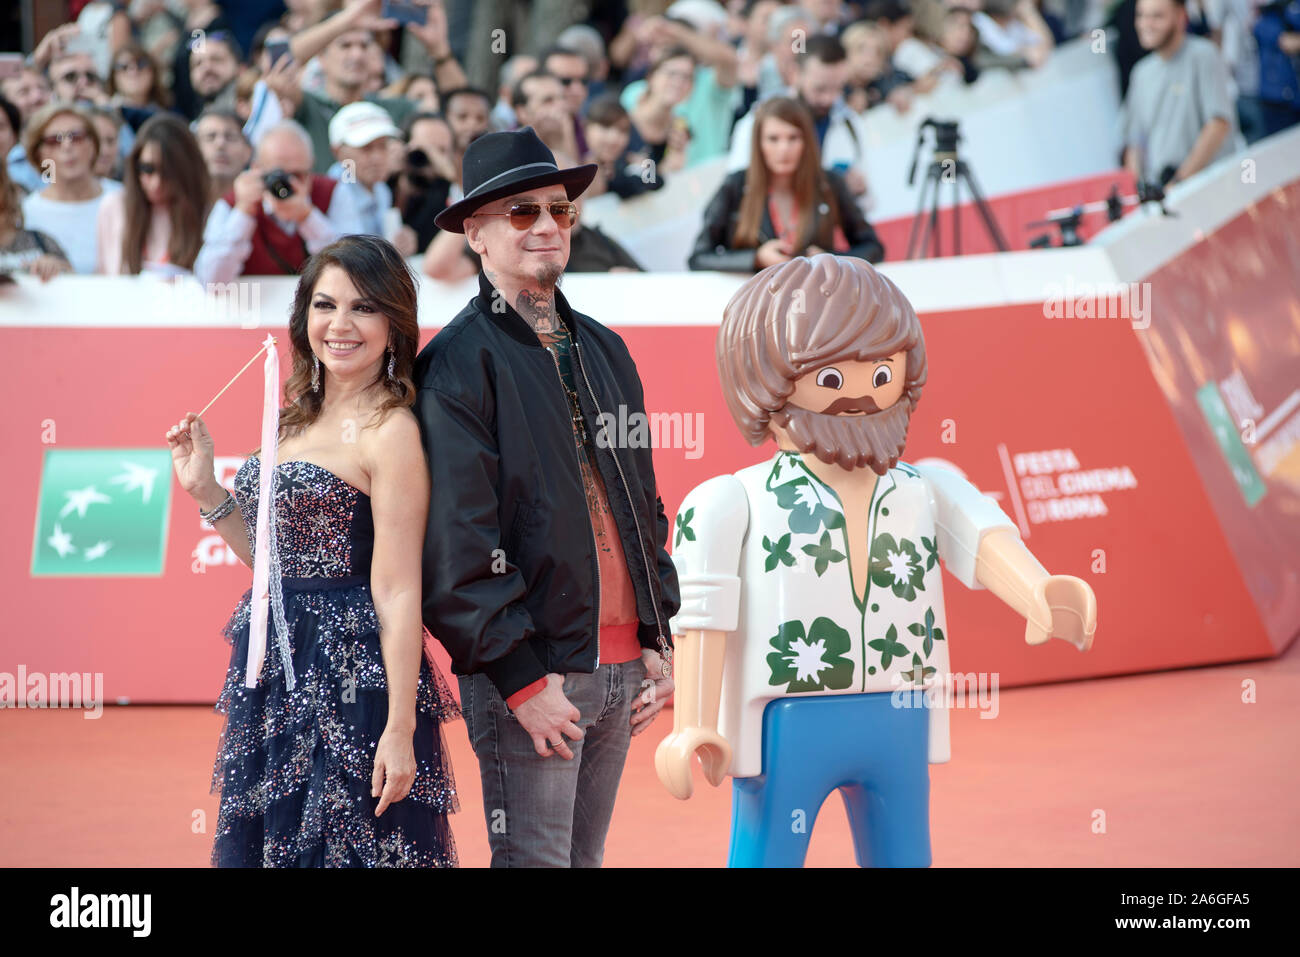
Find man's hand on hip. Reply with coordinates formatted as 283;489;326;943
513;673;583;759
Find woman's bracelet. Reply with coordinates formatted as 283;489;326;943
199;490;237;525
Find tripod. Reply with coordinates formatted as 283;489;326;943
905;118;1009;259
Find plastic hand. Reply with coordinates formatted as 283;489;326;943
371;725;416;815
630;649;673;736
655;726;732;799
1024;574;1096;651
513;673;584;759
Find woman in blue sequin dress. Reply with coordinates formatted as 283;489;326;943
165;235;458;867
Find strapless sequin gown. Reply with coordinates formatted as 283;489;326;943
210;456;458;867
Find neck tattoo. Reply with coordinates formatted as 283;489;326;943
515;288;559;335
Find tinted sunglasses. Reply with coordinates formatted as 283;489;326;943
57;70;101;85
136;162;159;175
475;201;578;230
40;129;90;148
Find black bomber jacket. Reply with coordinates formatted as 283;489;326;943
413;272;681;700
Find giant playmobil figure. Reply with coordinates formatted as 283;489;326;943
655;254;1096;867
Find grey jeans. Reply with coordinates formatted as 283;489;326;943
458;657;647;867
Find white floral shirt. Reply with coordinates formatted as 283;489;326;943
669;451;1018;778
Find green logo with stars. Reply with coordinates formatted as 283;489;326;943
31;448;174;576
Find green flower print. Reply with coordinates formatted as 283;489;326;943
869;533;926;601
774;477;845;536
907;607;946;657
867;623;910;671
766;617;855;693
898;653;937;686
675;507;695;548
921;535;938;571
801;530;846;577
762;533;796;572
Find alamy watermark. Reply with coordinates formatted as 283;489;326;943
594;404;704;459
1042;278;1152;329
891;670;1000;718
1;666;103;718
49;887;150;937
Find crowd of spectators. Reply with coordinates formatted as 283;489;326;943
1;0;1295;284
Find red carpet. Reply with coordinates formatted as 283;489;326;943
2;638;1296;867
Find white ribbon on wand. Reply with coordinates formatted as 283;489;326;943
196;333;294;691
245;333;295;690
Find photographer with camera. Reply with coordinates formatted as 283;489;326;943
388;111;456;252
195;119;352;283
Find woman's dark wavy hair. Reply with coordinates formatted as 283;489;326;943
256;235;421;452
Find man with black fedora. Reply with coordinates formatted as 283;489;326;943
413;127;680;867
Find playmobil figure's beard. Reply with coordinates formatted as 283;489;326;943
772;399;913;474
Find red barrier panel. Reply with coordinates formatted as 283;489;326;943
873;169;1139;258
4;181;1296;703
1131;184;1300;650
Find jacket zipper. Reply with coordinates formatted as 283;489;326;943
545;347;601;669
573;340;672;676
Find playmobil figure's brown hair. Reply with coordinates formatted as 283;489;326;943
716;253;927;473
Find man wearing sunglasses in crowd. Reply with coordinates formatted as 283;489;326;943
542;46;593;160
48;51;108;107
414;127;678;867
194;118;362;284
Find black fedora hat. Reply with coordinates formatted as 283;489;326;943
433;126;597;233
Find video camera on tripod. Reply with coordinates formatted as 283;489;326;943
905;117;1008;259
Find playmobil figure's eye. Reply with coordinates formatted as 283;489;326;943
816;367;843;389
872;365;893;388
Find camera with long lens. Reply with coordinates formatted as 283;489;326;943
263;168;295;200
404;148;436;190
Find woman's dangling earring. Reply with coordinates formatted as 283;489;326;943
387;344;396;380
312;354;320;392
